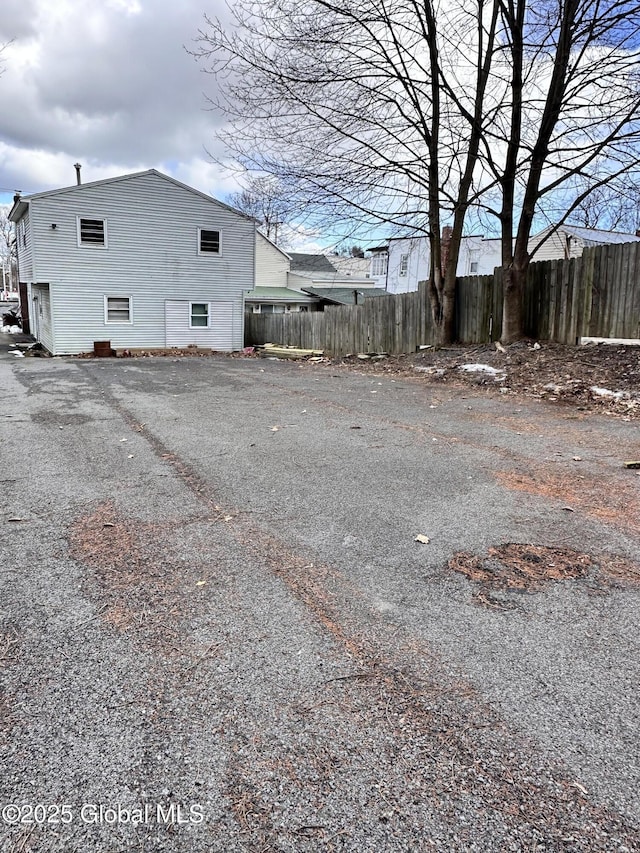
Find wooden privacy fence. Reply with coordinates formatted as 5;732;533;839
245;241;640;355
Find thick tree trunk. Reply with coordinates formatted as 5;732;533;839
501;256;529;342
428;252;457;346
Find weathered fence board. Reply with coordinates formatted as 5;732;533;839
244;240;640;354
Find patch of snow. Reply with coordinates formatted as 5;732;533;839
414;366;445;375
459;363;507;381
590;386;629;400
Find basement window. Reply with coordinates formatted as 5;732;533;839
78;217;107;247
190;302;210;328
198;228;221;254
104;296;132;324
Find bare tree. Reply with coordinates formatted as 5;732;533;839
194;0;640;343
194;0;504;343
227;175;291;244
492;0;640;340
0;207;16;293
567;183;640;233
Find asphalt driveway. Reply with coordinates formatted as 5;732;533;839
1;353;639;852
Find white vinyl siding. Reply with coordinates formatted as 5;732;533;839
16;211;34;281
255;232;290;288
529;228;583;262
24;171;253;354
105;296;132;324
166;299;235;349
386;239;429;294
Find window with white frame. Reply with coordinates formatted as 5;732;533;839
104;296;132;324
371;253;388;277
469;261;479;274
190;302;210;328
198;228;221;254
78;217;107;247
399;253;409;276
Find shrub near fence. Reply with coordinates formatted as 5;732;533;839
245;241;640;355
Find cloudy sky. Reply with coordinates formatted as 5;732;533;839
0;0;248;209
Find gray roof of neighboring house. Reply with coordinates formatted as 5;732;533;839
289;253;339;273
562;225;640;246
533;224;640;247
301;286;389;305
244;287;317;303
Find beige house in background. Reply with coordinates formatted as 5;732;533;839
528;225;640;262
246;236;379;313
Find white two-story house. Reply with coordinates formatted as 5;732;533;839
369;234;503;293
9;169;256;355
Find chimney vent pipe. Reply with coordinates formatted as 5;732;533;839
74;163;82;185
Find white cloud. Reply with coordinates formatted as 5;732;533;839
0;0;237;203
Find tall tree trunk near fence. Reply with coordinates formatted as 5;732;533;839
502;257;529;343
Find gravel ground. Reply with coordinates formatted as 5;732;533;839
0;349;639;852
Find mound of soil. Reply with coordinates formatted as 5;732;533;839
333;341;640;418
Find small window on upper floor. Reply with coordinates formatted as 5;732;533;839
199;228;221;255
78;217;107;247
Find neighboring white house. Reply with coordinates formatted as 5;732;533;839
369;234;503;294
9;169;255;355
529;224;640;262
370;224;640;293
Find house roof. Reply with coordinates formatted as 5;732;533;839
324;254;370;277
289;253;338;273
562;225;640;245
532;224;640;247
301;286;389;305
245;287;317;303
9;169;250;222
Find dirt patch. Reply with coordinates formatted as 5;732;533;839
495;467;640;535
449;543;640;596
327;341;640;418
68;501;225;650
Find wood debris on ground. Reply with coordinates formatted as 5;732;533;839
258;343;325;359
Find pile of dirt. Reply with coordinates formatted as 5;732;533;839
331;341;640;417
